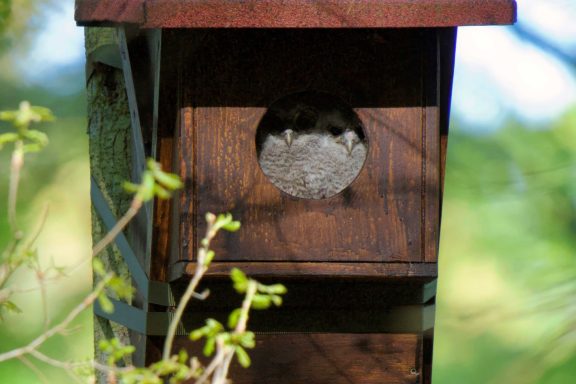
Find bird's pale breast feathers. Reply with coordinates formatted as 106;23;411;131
257;92;367;199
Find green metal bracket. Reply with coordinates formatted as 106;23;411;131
91;177;175;307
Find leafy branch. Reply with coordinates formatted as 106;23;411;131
0;101;53;320
0;102;287;384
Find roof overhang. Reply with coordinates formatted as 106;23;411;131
75;0;517;28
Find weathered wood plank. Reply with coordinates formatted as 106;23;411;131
439;28;458;223
176;333;424;383
75;0;144;25
182;261;437;280
423;31;441;262
76;0;517;28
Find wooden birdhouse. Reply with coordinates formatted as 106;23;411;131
76;1;516;382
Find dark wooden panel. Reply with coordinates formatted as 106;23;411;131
181;261;437;280
151;135;173;281
174;29;442;264
175;333;424;384
439;28;458;225
177;278;436;309
76;0;517;28
423;31;441;262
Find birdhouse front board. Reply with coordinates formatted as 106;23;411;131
171;28;443;272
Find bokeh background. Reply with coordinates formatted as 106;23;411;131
0;0;575;383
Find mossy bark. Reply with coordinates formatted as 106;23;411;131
85;27;134;382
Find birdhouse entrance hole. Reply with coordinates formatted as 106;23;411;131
256;91;368;199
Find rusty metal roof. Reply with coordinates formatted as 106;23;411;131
75;0;516;28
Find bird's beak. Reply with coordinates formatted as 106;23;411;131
345;137;354;156
284;129;293;148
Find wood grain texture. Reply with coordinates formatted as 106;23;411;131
439;28;458;225
75;0;144;25
182;261;437;280
176;333;424;383
151;29;178;282
174;29;440;265
423;32;441;262
75;0;517;28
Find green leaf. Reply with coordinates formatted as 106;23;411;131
189;319;223;341
228;308;242;329
189;329;204;341
206;318;224;333
29;105;55;121
251;294;272;310
22;143;43;153
107;276;134;300
222;220;241;232
153;184;171;199
0;132;18;148
24;129;49;146
235;346;251;368
204;250;215;266
257;283;287;295
0;110;17;121
92;258;106;276
98;339;112;352
152;168;183;191
97;294;114;314
178;349;188;364
203;337;216;356
138;172;156;202
0;300;22;321
270;295;283;306
237;331;255;349
216;213;232;225
230;268;248;293
123;181;140;193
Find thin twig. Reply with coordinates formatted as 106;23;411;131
213;281;257;383
162;216;218;361
28;349;136;375
37;271;49;331
25;204;50;250
235;281;257;334
197;280;257;384
18;355;50;384
8;140;24;235
92;198;142;257
162;264;208;360
0;205;50;298
31;352;87;384
195;344;227;384
0;273;113;363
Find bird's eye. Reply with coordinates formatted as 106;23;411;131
328;126;343;136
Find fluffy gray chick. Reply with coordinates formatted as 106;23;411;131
257;93;367;199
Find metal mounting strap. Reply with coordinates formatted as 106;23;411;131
94;296;186;336
95;294;435;336
91;177;175;307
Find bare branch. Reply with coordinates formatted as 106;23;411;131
92;199;142;257
0;273;113;363
18;355;49;384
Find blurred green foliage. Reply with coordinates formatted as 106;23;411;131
434;111;576;384
0;1;90;383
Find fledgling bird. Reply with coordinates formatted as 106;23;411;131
257;92;367;199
